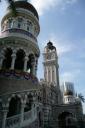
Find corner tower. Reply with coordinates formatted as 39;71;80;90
0;0;40;75
43;41;59;86
0;1;42;128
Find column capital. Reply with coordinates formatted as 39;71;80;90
2;109;8;115
31;61;36;66
24;56;28;61
11;53;16;58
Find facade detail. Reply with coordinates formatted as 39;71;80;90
0;0;84;128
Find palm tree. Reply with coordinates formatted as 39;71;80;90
78;93;85;103
7;0;17;16
0;0;17;16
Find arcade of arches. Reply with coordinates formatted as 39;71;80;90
7;94;33;118
0;48;38;75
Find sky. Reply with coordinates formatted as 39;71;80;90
0;0;85;113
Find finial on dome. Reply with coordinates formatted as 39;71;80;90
47;41;56;51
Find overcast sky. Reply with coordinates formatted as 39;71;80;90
0;0;85;113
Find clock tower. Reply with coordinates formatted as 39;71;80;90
43;41;59;86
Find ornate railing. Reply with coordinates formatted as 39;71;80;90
1;28;37;43
0;69;38;84
24;107;36;121
5;107;37;128
24;110;32;121
6;114;21;128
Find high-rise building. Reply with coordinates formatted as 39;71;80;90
0;0;84;128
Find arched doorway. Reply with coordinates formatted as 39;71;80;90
7;96;21;117
58;112;73;128
2;48;12;69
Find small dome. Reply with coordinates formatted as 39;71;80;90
64;91;73;96
47;41;53;46
8;1;39;20
47;41;56;51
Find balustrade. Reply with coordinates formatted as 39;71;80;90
24;110;32;121
6;114;20;128
1;29;37;43
1;107;37;128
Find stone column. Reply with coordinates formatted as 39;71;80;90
31;61;36;76
35;57;38;76
54;65;57;84
20;102;25;126
35;65;37;76
11;51;16;70
24;56;28;72
0;55;4;69
50;66;53;83
2;110;8;128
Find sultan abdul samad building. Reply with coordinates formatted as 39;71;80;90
0;0;84;128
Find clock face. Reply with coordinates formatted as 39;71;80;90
51;53;55;58
46;54;51;59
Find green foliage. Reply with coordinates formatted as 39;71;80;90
0;0;17;16
7;0;17;16
78;93;85;103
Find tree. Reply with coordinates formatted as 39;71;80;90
8;0;17;16
0;0;17;16
78;93;85;103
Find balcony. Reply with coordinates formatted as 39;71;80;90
0;69;38;83
1;28;37;44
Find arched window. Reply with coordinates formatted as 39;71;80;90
14;49;25;70
27;54;35;74
24;94;33;112
17;18;23;28
2;48;12;69
7;96;21;117
8;18;13;28
27;20;32;32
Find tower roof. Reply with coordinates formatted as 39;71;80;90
47;41;56;50
8;0;39;20
64;91;73;96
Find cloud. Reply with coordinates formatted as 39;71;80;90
31;0;78;15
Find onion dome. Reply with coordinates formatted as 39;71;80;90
8;0;39;20
64;90;73;96
44;41;56;53
47;41;56;50
63;82;75;96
